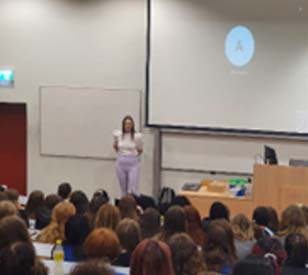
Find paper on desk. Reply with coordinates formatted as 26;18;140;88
34;242;53;258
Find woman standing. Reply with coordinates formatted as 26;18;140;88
113;116;143;196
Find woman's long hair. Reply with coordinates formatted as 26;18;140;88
122;115;135;140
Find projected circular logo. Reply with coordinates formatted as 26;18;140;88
225;26;255;67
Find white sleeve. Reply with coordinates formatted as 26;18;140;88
135;133;143;150
113;130;121;143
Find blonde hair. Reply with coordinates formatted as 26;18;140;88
231;213;254;241
278;204;308;239
37;201;76;243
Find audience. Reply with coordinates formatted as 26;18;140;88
84;228;120;262
95;203;121;231
69;190;90;216
252;206;273;238
0;200;17;220
118;195;139;221
184;205;205;247
158;205;186;242
231;213;256;260
37;201;76;243
267;207;280;235
139;207;161;239
233;255;275;275
89;191;109;227
130;239;175;275
69;260;114;275
282;233;308;275
202;201;230;232
57;182;72;200
168;233;207;275
25;190;44;220
114;218;141;267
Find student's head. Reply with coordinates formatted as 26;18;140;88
252;236;287;274
231;213;254;241
44;194;62;210
267;207;279;234
118;195;138;220
0;201;17;221
233;255;275;275
57;182;72;200
168;233;206;275
25;190;44;217
183;205;204;246
130;239;175;275
95;204;121;231
0;216;31;250
116;218;141;253
65;214;91;245
139;207;160;239
284;233;308;268
0;241;36;275
171;195;191;207
279;205;307;235
209;201;230;221
51;201;76;224
84;228;120;262
122;115;135;135
252;206;270;227
89;194;109;221
69;190;89;215
69;260;113;275
162;206;186;241
4;189;20;208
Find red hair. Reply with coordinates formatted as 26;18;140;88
130;239;175;275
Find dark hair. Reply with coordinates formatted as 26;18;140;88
233;255;275;275
209;201;230;221
92;189;109;202
160;206;186;242
69;260;113;275
252;206;270;227
130;239;174;275
116;218;141;253
184;205;205;246
89;194;109;226
139;208;161;239
284;233;308;267
0;241;36;275
57;182;72;200
203;220;237;272
267;207;279;233
0;191;8;201
122;115;135;139
25;190;44;219
168;233;206;275
70;191;89;215
171;196;191;207
45;194;62;210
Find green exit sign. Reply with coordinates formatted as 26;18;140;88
0;69;14;87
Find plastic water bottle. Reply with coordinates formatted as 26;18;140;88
53;239;64;275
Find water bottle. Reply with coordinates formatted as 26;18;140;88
53;239;64;275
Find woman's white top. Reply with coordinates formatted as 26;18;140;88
113;130;143;156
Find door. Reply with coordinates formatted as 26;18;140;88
0;103;27;194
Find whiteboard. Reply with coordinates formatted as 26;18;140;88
40;86;141;159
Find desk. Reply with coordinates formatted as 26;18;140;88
180;164;308;218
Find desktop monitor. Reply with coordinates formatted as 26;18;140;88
264;145;278;165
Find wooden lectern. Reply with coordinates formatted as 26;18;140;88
180;164;308;218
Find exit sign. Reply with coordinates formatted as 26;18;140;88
0;69;14;87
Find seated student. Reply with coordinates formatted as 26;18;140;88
69;191;90;220
233;255;275;275
36;201;76;243
88;190;109;228
231;214;256;260
5;188;29;226
0;216;47;275
25;190;45;221
57;182;72;200
64;214;91;262
267;207;280;235
0;200;17;221
184;205;205;247
203;220;237;275
277;205;308;243
252;206;274;238
114;218;141;267
168;233;207;275
282;233;308;275
35;194;62;230
84;228;120;263
252;236;287;275
69;260;113;275
95;204;121;231
157;205;186;243
139;207;161;240
202;201;230;232
130;239;175;275
0;241;48;275
118;195;139;221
